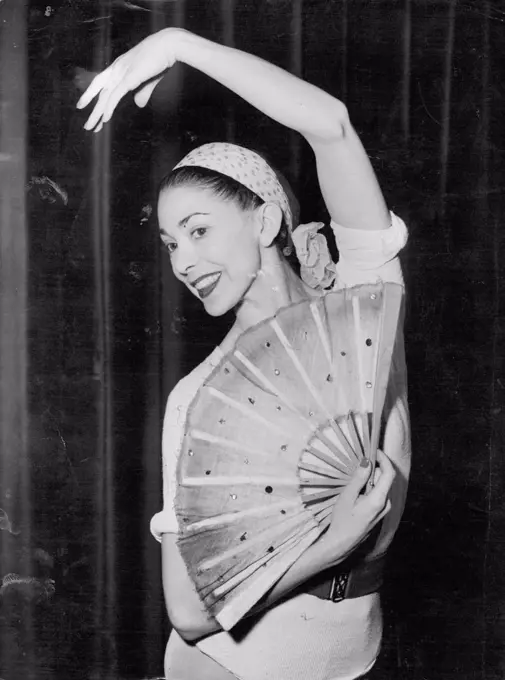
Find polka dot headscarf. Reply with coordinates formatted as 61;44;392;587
173;142;294;231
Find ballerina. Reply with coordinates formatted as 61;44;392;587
78;27;411;680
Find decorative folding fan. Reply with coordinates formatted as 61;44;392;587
175;281;403;631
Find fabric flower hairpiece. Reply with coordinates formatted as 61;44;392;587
291;221;337;289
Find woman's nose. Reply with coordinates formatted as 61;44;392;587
172;241;197;277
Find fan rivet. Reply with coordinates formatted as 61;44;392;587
265;485;273;494
205;470;211;475
309;411;314;417
280;509;286;515
230;493;237;500
248;397;255;405
266;341;271;348
274;369;280;376
366;338;372;347
370;293;377;300
326;374;333;382
366;381;373;388
276;405;282;411
267;546;275;553
240;532;247;541
188;450;194;457
224;367;230;374
219;418;226;424
281;445;287;451
341;351;346;357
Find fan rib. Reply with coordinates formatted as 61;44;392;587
310;496;339;515
314;512;333;535
369;284;401;470
180;475;298;487
207;386;287;436
310;301;333;365
304;444;352;476
312;503;334;525
300;479;347;488
362;413;371;461
352;296;368;413
352;296;371;455
369;290;388;467
190;429;271;459
302;488;342;504
181;499;302;532
321;424;357;467
298;461;349;480
346;413;365;461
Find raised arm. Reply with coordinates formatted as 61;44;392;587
77;28;390;231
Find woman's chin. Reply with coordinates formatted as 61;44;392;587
201;295;235;318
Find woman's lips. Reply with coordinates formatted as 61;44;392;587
192;272;222;299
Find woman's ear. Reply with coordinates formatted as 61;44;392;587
257;202;283;248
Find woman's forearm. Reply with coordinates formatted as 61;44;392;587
251;530;349;611
167;530;348;642
174;29;348;143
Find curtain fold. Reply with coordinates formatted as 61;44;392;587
0;1;31;676
439;0;456;228
402;0;412;144
90;6;116;673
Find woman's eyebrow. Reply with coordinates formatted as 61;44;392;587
178;212;210;228
159;212;211;239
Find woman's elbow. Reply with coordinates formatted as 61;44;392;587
166;601;204;641
165;595;218;642
173;621;205;643
305;100;350;144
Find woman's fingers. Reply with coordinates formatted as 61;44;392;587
345;459;373;500
372;450;395;497
101;81;131;125
134;76;163;108
77;69;111;110
359;451;395;519
83;77;125;131
379;498;392;521
79;70;160;131
83;91;109;131
76;30;176;129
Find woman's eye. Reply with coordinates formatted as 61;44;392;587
165;242;177;253
193;227;207;239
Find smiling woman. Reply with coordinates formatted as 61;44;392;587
78;26;411;680
157;157;297;321
157;181;262;319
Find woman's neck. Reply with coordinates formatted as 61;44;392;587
222;249;316;351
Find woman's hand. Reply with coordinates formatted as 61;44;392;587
322;450;395;568
76;28;183;132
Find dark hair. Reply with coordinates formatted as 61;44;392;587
158;165;296;265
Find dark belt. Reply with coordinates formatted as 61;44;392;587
301;553;386;602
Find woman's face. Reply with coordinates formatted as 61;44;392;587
158;185;261;317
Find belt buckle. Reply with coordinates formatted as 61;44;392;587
329;571;350;602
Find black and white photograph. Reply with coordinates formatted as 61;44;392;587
0;1;504;679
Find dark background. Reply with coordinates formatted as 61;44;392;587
1;0;504;678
